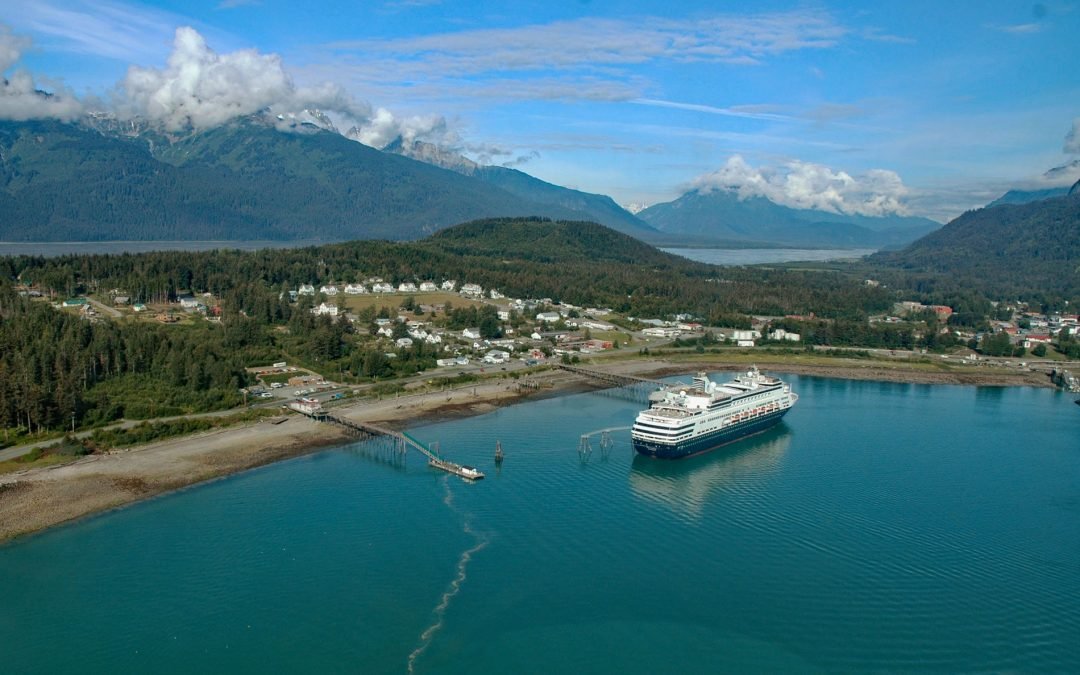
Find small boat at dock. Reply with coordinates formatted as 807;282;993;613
429;457;485;480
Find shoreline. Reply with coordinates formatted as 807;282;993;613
0;357;1057;544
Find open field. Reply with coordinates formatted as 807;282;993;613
337;291;488;314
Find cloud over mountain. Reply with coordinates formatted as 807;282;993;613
690;155;909;217
119;27;370;131
0;25;84;121
1066;117;1080;154
0;20;463;153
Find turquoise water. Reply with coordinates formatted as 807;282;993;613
2;376;1079;673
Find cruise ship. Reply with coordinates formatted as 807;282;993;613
631;367;798;459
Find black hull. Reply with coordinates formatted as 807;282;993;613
632;409;789;459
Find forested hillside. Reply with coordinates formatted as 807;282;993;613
0;217;904;434
0;119;626;241
870;192;1080;303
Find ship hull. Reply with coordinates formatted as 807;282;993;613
632;408;788;459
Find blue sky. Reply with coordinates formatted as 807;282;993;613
1;0;1078;221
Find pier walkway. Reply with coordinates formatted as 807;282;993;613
555;364;667;402
289;403;482;479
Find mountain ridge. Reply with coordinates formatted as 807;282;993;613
871;191;1080;299
638;188;940;248
0;117;646;242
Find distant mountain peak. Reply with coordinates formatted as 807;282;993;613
273;109;338;134
381;136;478;173
1044;158;1080;182
638;186;939;248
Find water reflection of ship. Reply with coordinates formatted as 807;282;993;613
629;426;792;517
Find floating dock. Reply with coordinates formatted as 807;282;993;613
428;458;485;480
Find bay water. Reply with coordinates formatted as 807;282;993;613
662;248;876;266
1;375;1078;673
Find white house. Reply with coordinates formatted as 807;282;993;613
461;283;483;297
396;337;414;348
398;282;418;293
536;311;561;323
290;398;323;415
642;327;679;338
298;284;316;296
311;303;339;317
372;282;395;293
580;319;615;331
179;295;199;309
768;329;801;342
489;288;504;299
462;327;482;339
344;283;368;295
320;285;339;296
483;350;510;363
436;358;458;367
498;310;511;321
377;326;394;337
419;281;438;292
441;280;457;291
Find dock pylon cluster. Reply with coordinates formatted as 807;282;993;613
578;426;630;462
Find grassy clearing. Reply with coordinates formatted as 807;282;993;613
337;292;488;314
0;452;73;475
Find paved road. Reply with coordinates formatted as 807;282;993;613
87;296;123;319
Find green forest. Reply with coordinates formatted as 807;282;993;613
2;215;1075;440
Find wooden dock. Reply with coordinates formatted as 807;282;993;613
555;364;667;402
289;403;482;479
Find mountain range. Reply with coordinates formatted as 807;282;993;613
637;188;940;248
0;113;939;247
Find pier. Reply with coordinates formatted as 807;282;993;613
555;364;667;402
290;403;483;479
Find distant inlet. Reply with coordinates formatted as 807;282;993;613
662;247;876;265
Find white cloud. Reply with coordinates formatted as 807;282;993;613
345;107;452;148
1065;118;1080;154
321;9;845;103
119;27;370;131
11;0;182;62
0;24;84;121
991;23;1042;34
691;155;910;217
631;98;793;122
